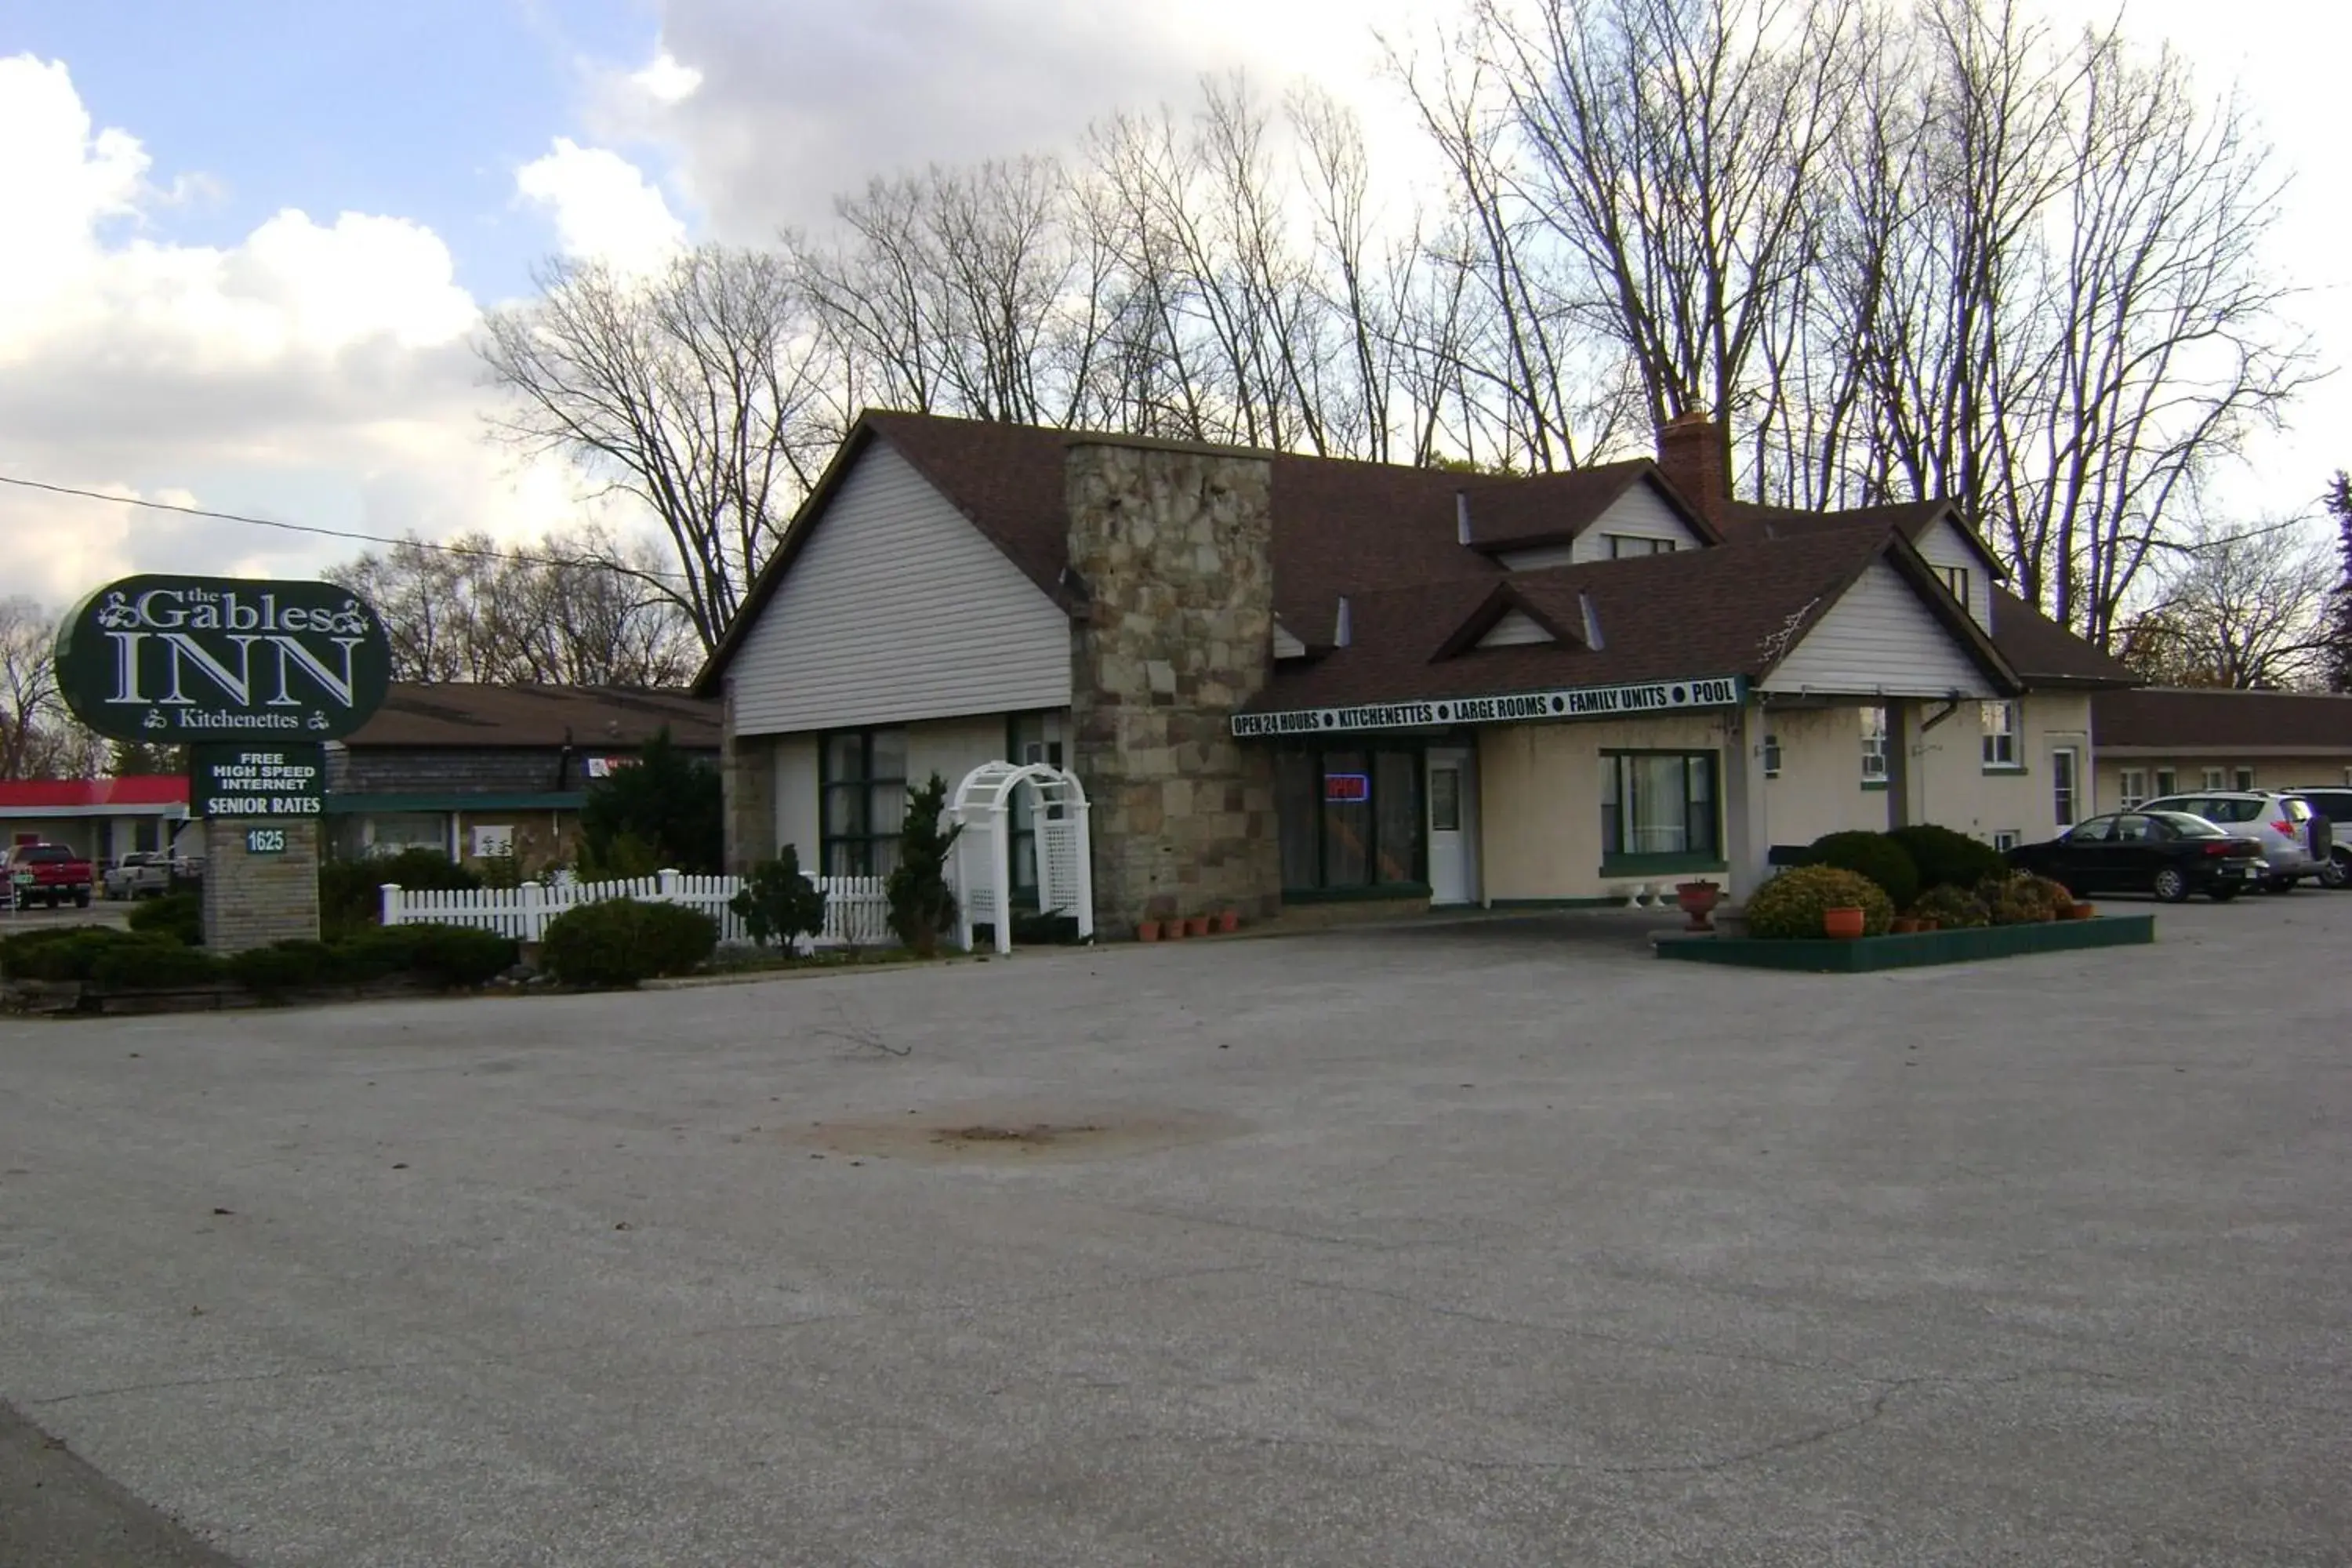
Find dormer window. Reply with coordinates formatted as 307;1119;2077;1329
1937;564;1969;602
1605;535;1678;558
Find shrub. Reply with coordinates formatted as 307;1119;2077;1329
1979;872;2070;926
90;940;223;990
1888;825;2007;895
2;928;161;982
1911;884;1990;929
320;848;480;935
574;829;662;881
1745;865;1895;939
126;891;201;946
397;924;520;988
540;898;717;988
580;728;724;873
886;773;962;956
1805;831;1920;912
729;846;828;951
227;940;338;994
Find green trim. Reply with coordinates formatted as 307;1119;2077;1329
1599;853;1726;877
325;792;583;814
1981;764;2028;775
1488;896;1628;909
1655;915;2154;972
1860;779;1889;792
1281;881;1432;904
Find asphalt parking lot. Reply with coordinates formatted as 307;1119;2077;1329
2;893;2347;1566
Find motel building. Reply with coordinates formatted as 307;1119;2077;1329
697;410;2132;935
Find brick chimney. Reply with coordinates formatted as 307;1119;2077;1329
1655;409;1730;533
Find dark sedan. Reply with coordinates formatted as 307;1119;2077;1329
2006;811;2264;902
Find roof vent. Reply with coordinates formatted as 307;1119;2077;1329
1580;592;1606;650
1456;492;1472;546
1335;596;1352;649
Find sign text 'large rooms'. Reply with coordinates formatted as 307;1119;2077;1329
1231;676;1745;738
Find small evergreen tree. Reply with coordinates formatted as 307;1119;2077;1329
885;773;961;956
579;728;724;873
730;844;829;953
2326;473;2352;692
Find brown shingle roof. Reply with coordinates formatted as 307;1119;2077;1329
1987;590;2136;688
2092;688;2352;753
347;684;720;750
1240;528;2016;713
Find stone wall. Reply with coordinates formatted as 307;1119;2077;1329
720;684;778;873
1067;439;1282;934
200;816;321;953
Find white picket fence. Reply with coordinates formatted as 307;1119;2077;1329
379;870;891;950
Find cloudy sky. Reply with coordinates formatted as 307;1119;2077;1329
1;0;2347;611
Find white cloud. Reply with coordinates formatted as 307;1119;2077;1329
515;136;687;275
632;49;703;107
0;54;612;608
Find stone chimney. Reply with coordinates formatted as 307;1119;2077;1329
1066;438;1283;935
1655;408;1730;532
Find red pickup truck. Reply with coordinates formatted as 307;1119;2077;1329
6;843;95;909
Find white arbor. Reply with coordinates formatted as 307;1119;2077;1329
950;762;1094;956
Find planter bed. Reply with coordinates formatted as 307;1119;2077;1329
1653;914;2154;972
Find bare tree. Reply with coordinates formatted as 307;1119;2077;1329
0;597;95;781
2114;519;2339;688
478;245;837;650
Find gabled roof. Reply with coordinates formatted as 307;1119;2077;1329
1987;590;2137;688
1431;582;1582;660
0;777;189;811
1240;525;2016;715
2092;687;2352;753
347;684;720;750
1457;463;1719;551
1726;496;2005;577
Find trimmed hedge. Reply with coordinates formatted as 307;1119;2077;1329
126;891;202;946
1806;831;1920;912
1747;865;1896;939
91;941;223;990
1888;825;2007;895
1911;884;1990;928
1979;872;2072;926
318;848;481;936
539;898;718;989
2;929;183;983
2;921;513;994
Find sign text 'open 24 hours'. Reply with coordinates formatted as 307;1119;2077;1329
1231;675;1746;738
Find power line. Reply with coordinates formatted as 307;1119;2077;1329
0;472;693;583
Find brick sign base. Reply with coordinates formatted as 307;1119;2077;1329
200;816;321;953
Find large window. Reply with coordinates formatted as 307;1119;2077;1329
1981;701;2020;770
1601;751;1720;871
1606;535;1677;558
2052;746;2079;827
2155;768;2177;797
820;728;907;877
2118;768;2148;810
1275;746;1424;894
1007;713;1066;895
1860;706;1889;785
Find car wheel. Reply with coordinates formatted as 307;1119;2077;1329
2153;867;2190;903
2321;854;2350;890
73;891;90;908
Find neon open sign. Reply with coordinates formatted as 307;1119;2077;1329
1323;771;1370;803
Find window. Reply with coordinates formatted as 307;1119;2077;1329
2052;746;2078;826
820;728;907;877
1275;745;1425;893
2118;768;2148;810
132;819;162;854
2234;766;2256;792
1429;766;1462;833
1762;732;1782;779
470;825;514;859
2155;768;2176;797
1600;751;1721;869
1606;535;1677;557
1980;701;2019;769
1937;564;1969;604
2201;767;2227;791
1992;829;2021;852
1006;713;1067;895
1860;706;1889;785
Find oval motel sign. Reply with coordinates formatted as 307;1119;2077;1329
55;575;392;743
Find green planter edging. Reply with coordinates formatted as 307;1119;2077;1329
1654;915;2154;972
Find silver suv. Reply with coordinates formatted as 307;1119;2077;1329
2285;787;2352;888
2140;791;2332;892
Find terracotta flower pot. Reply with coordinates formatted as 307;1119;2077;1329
1917;917;1940;932
1823;906;1867;940
1675;879;1722;933
1891;916;1920;934
1136;919;1161;942
2071;902;2096;921
1163;918;1187;940
1184;915;1210;938
1217;909;1240;935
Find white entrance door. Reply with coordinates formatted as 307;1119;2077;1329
1427;749;1475;905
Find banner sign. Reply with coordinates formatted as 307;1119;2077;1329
1232;675;1746;739
54;575;391;743
192;743;325;818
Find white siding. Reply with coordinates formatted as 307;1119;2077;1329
1272;621;1308;659
728;444;1073;735
1762;561;1998;699
1495;542;1581;572
1913;517;1994;629
773;735;820;865
1569;479;1704;564
1477;608;1556;648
